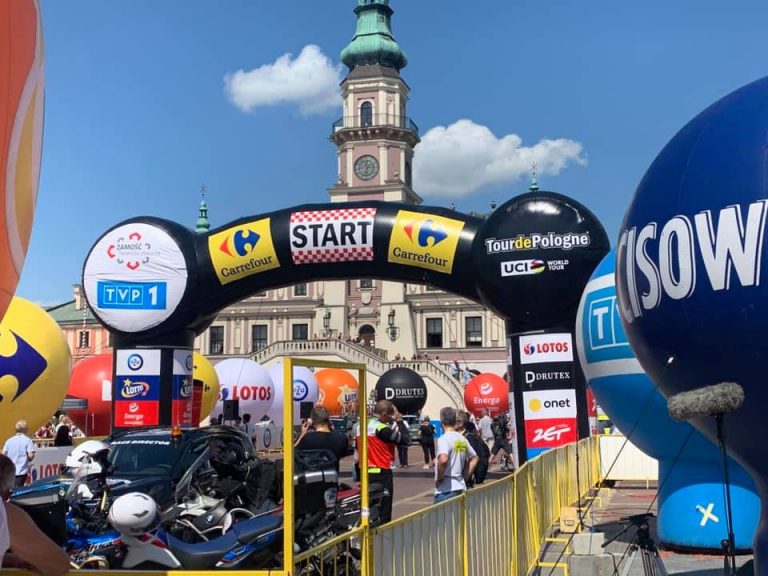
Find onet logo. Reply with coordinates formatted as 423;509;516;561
528;397;571;412
219;229;261;257
404;219;448;248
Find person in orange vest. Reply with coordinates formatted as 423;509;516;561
358;399;403;524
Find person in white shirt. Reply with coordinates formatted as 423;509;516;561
477;409;494;451
434;407;478;503
2;420;35;487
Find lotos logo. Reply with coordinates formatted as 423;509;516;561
230;385;272;402
121;379;150;399
208;219;280;285
219;228;260;257
388;210;465;274
127;354;143;371
519;333;573;364
219;387;230;401
404;219;448;248
479;382;494;396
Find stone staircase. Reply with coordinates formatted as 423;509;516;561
251;339;464;406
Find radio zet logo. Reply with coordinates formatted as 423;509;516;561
500;259;545;277
532;423;572;444
208;218;280;285
127;353;143;371
388;210;465;274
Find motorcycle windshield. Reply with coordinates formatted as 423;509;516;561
174;447;211;503
65;458;103;504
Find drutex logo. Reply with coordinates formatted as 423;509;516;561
120;378;150;399
208;218;280;285
388;210;465;274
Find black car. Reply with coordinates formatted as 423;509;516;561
13;425;256;512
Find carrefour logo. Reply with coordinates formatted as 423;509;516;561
219;228;260;257
388;210;465;274
208;219;280;285
121;379;150;399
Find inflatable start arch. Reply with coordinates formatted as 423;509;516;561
83;194;609;463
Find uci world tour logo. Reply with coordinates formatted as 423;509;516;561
208;219;280;285
388;210;465;275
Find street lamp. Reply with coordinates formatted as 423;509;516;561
387;309;399;340
323;309;331;337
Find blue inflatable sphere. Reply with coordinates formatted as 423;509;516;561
617;76;768;568
577;252;758;550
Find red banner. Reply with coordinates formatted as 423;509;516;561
525;417;577;450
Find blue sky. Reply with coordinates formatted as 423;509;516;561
19;0;768;303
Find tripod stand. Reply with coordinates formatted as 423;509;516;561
602;513;668;576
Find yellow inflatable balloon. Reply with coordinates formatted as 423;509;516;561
194;352;219;422
0;297;70;443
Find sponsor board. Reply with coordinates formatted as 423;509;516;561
171;350;194;427
208;218;279;285
485;232;591;254
290;208;376;264
523;389;577;420
83;223;188;333
388;210;464;274
521;362;574;389
114;349;161;427
519;333;573;365
525;417;578;450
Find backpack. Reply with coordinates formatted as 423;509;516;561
465;432;490;485
397;420;411;446
491;419;502;439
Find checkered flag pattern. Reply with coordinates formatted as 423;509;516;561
290;208;377;265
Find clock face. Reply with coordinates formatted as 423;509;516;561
354;155;379;181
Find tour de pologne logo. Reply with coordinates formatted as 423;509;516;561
106;231;156;271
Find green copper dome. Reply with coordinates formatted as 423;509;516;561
341;0;407;71
196;197;210;234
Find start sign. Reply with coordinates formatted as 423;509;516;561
290;208;376;265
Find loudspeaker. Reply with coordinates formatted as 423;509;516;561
223;399;239;420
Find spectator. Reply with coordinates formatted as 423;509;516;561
241;413;254;440
34;419;55;440
53;424;72;447
1;454;70;575
462;367;472;386
234;416;242;429
69;420;85;439
457;411;490;486
396;418;411;469
490;413;515;471
295;406;348;471
477;409;494;451
450;360;460;380
434;407;478;503
2;420;35;487
358;400;402;524
418;416;436;469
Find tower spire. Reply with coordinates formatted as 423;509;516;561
529;163;540;192
196;186;210;233
341;0;407;71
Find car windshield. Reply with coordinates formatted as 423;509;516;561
107;438;179;477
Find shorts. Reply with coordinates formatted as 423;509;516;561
492;439;511;455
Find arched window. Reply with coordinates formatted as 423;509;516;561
361;102;373;127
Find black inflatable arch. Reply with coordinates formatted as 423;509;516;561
82;194;609;463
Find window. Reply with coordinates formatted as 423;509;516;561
360;102;373;127
78;330;90;349
405;160;412;187
252;324;268;352
360;279;373;289
426;318;443;348
292;323;309;341
209;326;224;355
294;283;308;297
466;316;483;347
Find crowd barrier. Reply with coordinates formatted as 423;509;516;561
8;437;601;576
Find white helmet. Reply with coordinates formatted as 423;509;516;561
65;440;111;474
108;492;159;536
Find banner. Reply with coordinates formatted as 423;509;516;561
114;349;161;427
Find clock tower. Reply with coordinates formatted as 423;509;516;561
328;0;420;205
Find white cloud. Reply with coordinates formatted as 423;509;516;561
224;45;343;115
414;119;587;198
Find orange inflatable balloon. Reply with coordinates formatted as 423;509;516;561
68;354;113;436
0;1;44;321
316;369;358;417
